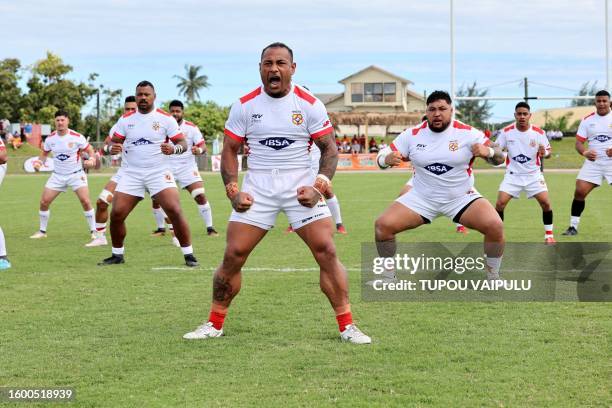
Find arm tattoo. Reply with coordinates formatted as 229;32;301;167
220;136;242;186
313;134;338;179
486;142;505;166
213;275;233;302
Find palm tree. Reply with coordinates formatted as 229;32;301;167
174;64;210;103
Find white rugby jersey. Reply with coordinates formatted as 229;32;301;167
0;137;4;150
497;124;550;175
107;123;129;166
43;130;89;175
310;143;321;169
390;120;488;200
576;111;612;162
224;84;333;170
168;120;204;167
112;108;182;169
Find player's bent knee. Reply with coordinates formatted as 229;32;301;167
190;187;205;200
98;189;113;205
374;217;395;239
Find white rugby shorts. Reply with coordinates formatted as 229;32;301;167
577;159;612;186
499;172;548;198
229;167;331;230
109;167;126;184
45;170;88;192
171;163;202;189
115;166;176;198
396;187;482;223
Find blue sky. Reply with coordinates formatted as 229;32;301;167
2;0;609;122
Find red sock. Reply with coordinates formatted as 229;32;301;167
336;312;353;332
208;311;226;330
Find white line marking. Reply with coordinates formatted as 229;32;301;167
151;266;363;272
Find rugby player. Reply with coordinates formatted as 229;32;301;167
374;91;506;280
495;102;555;243
562;90;612;236
30;110;96;241
98;81;198;267
183;43;370;344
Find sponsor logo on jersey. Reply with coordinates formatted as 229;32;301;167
424;163;453;175
152;121;160;131
416;143;427;151
594;134;611;142
512;154;531;163
128;124;135;129
56;153;70;161
292;113;304;126
529;139;536;147
132;138;154;146
448;140;459;151
259;137;295;150
251;113;263;124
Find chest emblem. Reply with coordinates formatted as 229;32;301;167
152;121;161;132
292;113;304;126
529;139;536;147
448;140;458;152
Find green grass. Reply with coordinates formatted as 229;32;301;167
0;172;610;407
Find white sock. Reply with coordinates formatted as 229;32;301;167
326;196;343;225
112;246;124;256
544;224;553;238
39;210;50;232
570;216;580;229
456;223;463;227
84;209;95;232
486;256;503;279
0;226;6;257
153;207;166;229
96;222;106;234
180;245;193;255
198;203;213;228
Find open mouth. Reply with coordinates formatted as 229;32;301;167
268;75;281;86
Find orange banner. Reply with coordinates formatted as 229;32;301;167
337;153;412;171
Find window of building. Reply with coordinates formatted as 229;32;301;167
383;82;396;102
351;83;363;102
351;81;397;103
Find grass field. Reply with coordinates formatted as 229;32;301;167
0;171;610;407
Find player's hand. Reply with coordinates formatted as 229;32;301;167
191;145;206;155
297;186;321;208
160;143;174;155
32;160;42;172
110;143;123;155
583;149;597;161
606;147;612;158
231;192;254;212
538;144;547;157
384;151;403;167
471;143;491;158
83;158;95;169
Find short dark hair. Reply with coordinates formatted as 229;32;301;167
136;80;155;90
261;42;293;61
426;90;452;105
169;100;184;110
124;95;136;103
54;110;69;118
595;90;610;98
515;101;530;111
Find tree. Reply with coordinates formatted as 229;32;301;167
571;81;598;107
183;101;228;140
19;52;96;131
174;64;210;103
0;58;23;122
455;81;493;129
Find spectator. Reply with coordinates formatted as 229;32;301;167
351;136;360;154
359;134;366;152
8;131;22;149
368;137;379;153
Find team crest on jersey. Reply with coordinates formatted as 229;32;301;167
594;134;611;142
132;138;153;146
529;139;536;147
56;153;70;161
292;113;304;126
448;140;459;151
152;121;161;131
424;163;453;175
68;142;75;148
259;137;295;150
512;154;531;163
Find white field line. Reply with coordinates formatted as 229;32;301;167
151;266;363;272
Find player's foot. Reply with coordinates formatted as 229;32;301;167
172;236;180;247
336;224;347;234
0;258;11;270
85;234;108;247
29;230;47;239
90;231;97;240
340;324;371;344
98;254;125;266
562;226;578;236
285;226;294;233
456;225;468;234
486;267;502;281
544;236;556;245
151;228;166;237
183;322;223;339
207;227;219;237
184;254;199;267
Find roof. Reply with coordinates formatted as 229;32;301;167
315;93;344;104
338;65;413;85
